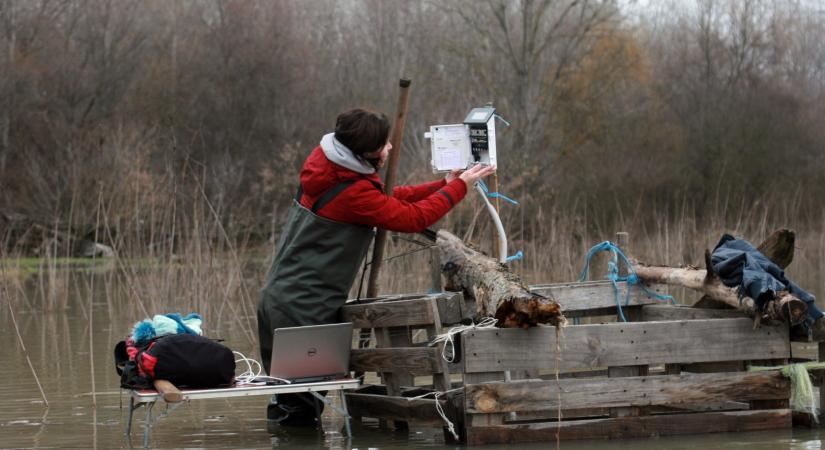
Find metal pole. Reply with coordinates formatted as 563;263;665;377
366;78;412;298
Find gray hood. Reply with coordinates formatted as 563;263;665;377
320;133;376;175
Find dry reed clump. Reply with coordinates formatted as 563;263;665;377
5;177;825;332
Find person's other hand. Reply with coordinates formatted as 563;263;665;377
459;164;497;187
445;169;462;183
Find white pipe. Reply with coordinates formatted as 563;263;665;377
475;183;507;263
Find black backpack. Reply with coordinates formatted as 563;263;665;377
115;334;236;389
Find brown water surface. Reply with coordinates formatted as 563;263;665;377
1;270;824;449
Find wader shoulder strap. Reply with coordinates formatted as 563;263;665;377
294;179;382;214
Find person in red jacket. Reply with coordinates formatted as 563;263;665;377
258;108;494;427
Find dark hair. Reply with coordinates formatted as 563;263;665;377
334;109;390;156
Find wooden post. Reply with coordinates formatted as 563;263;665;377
429;297;452;392
375;325;413;430
430;247;442;293
609;231;648;418
367;78;412;298
615;232;640;322
362;79;412;396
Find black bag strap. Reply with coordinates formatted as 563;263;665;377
311;181;356;213
294;179;382;214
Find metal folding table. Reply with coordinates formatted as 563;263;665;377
124;378;361;448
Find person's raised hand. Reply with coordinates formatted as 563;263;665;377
445;169;462;183
459;164;497;187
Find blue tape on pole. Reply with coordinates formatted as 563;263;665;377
505;250;523;263
478;180;519;205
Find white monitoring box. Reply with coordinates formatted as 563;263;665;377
426;106;498;173
428;124;471;172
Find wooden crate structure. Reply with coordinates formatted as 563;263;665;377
334;227;825;444
460;290;793;445
337;279;807;445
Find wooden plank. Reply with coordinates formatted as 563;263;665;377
462;319;789;373
341;293;463;328
513;402;753;422
464;370;789;413
350;347;442;376
642;304;745;321
529;280;671;317
343;298;434;328
465;409;791;444
344;392;449;426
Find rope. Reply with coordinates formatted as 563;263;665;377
578;241;675;322
429;317;498;363
232;351;292;386
749;361;825;420
410;388;464;440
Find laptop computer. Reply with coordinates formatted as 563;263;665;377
269;322;353;384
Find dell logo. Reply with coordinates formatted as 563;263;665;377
307;348;317;357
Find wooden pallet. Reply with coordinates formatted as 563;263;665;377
337;279;808;445
461;316;792;444
337;279;685;438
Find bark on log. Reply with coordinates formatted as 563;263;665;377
436;230;565;328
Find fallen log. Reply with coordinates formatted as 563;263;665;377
436;230;565;328
633;264;806;325
633;229;808;326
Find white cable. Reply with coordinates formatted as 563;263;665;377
232;351;292;385
429;317;498;362
475;182;507;263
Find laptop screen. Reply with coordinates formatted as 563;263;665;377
269;322;353;383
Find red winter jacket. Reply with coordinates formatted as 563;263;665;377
298;146;468;233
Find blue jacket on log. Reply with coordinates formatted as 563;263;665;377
711;234;823;328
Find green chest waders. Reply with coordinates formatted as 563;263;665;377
256;181;376;373
257;181;377;426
